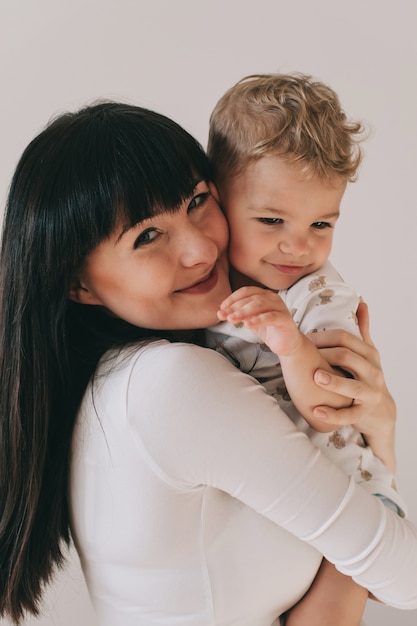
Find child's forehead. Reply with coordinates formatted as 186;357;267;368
221;157;346;217
236;156;348;190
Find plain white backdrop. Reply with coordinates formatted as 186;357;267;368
0;1;416;624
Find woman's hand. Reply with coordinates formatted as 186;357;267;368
308;302;396;472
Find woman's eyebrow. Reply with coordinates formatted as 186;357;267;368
191;177;204;192
115;219;149;245
115;223;132;245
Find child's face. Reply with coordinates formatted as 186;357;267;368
219;156;346;291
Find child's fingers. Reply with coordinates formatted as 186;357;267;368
218;295;263;320
220;291;286;314
219;286;269;309
219;298;287;324
217;298;261;321
244;311;288;328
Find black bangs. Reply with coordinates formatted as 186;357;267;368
76;103;212;232
104;106;212;223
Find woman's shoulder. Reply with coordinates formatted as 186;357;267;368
128;339;236;380
97;339;235;383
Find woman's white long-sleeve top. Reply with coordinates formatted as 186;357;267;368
70;340;417;626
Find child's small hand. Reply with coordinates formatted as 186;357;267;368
218;286;303;356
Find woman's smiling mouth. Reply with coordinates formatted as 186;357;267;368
176;266;219;294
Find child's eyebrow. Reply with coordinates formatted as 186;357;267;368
314;211;340;220
248;206;340;220
316;211;340;220
247;205;284;214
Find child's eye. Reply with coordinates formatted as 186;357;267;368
312;221;332;230
188;192;209;211
133;228;159;248
258;217;283;225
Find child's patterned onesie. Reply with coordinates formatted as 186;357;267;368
207;260;406;516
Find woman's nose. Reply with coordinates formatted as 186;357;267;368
179;224;218;267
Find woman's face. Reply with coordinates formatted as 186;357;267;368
70;181;231;330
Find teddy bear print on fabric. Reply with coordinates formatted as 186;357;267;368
308;275;327;292
318;288;335;305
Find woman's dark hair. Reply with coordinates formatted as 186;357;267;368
0;102;211;622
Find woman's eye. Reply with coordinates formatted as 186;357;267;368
258;217;283;225
312;221;331;230
188;192;209;211
133;228;159;248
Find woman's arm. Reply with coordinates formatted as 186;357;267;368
309;303;396;471
132;342;417;609
283;303;398;624
283;308;397;623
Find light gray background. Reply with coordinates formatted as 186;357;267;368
0;1;416;624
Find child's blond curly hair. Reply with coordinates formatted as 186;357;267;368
208;73;365;185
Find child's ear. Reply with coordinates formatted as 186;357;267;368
68;276;103;305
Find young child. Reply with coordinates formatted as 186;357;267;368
206;73;405;625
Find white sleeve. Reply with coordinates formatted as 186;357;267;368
127;342;417;610
279;260;361;338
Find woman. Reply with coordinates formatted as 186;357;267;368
0;102;414;626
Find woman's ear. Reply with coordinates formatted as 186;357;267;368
68;276;103;305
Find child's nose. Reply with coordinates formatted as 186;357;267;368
278;234;309;257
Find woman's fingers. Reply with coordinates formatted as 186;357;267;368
312;346;377;383
308;302;380;368
313;402;364;427
309;331;381;370
313;369;369;404
308;328;365;352
313;366;396;437
308;304;396;469
356;301;373;346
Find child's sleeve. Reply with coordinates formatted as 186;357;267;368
279;260;361;338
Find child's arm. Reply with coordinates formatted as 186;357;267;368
218;286;352;432
284;558;368;626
